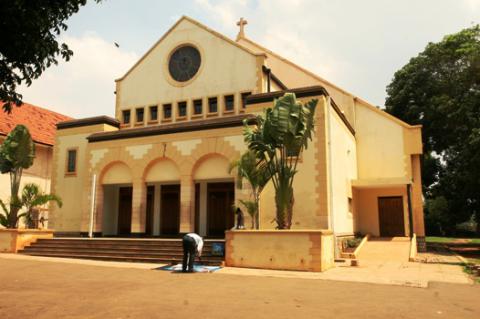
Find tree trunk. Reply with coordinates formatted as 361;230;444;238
7;169;22;228
274;184;293;229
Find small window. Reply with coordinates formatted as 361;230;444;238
208;97;218;113
149;105;158;121
163;104;172;119
193;99;203;115
224;95;234;112
178;101;187;118
136;108;144;123
66;149;77;174
241;92;251;109
122;110;131;124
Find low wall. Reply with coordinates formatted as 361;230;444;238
0;229;54;253
225;230;335;272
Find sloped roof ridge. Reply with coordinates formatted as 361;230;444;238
116;15;266;82
238;37;420;129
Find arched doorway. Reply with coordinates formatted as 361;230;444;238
144;158;181;236
101;162;132;236
193;154;235;237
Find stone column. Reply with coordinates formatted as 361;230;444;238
411;154;426;251
131;177;146;234
179;175;194;233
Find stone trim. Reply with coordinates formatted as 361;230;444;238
57;116;120;130
87;114;256;143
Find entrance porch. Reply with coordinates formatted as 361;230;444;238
96;154;242;238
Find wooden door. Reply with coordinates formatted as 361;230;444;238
378;196;405;237
207;182;234;237
117;187;132;235
160;184;180;235
145;186;155;236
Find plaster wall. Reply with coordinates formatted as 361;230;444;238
50;124;119;232
329;107;357;235
355;100;407;180
117;18;260;120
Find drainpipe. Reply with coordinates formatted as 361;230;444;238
325;96;337;256
88;174;97;238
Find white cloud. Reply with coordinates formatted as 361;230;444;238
194;0;248;31
19;32;139;118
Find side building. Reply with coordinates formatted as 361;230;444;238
0;102;72;227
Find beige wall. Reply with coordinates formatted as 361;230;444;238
355;101;406;180
328;104;357;235
50;124;119;232
117;18;261;123
225;230;335;272
252;96;329;230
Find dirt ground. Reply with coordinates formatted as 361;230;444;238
0;258;479;319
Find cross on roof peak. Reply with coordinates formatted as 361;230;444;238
236;17;248;40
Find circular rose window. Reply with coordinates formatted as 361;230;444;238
168;45;201;82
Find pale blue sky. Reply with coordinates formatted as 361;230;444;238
20;0;480;118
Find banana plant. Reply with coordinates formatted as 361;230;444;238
21;183;62;229
229;150;270;229
244;93;317;229
0;125;35;228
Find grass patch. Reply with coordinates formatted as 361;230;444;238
426;236;480;244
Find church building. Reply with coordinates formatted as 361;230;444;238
50;16;425;249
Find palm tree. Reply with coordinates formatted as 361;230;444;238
229;150;270;229
21;183;62;229
0;125;35;228
243;93;317;229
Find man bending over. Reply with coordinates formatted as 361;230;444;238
182;233;203;273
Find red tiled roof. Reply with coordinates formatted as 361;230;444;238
0;102;73;146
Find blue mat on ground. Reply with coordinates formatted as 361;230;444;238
155;264;222;273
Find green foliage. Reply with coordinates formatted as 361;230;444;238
238;200;258;229
385;25;480;235
0;1;101;112
21;183;62;229
229;150;270;229
244;93;317;229
0;125;35;228
0;125;35;173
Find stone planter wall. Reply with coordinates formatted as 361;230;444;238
225;230;335;272
0;229;54;253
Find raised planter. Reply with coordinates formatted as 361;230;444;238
0;229;54;253
225;230;335;272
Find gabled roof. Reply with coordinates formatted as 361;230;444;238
115;15;266;82
0;102;72;146
237;37;421;129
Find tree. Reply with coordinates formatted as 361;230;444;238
244;93;317;229
0;125;35;228
385;25;480;234
21;183;62;229
229;150;270;229
0;1;100;113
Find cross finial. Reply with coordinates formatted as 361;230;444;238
236;17;248;40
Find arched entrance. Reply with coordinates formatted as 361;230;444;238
144;158;181;236
193;154;235;237
101;162;133;236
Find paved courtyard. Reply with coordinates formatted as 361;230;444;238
0;255;479;319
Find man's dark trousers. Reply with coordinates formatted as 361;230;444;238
182;235;196;272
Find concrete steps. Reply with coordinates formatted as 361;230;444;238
356;237;411;263
19;238;224;266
